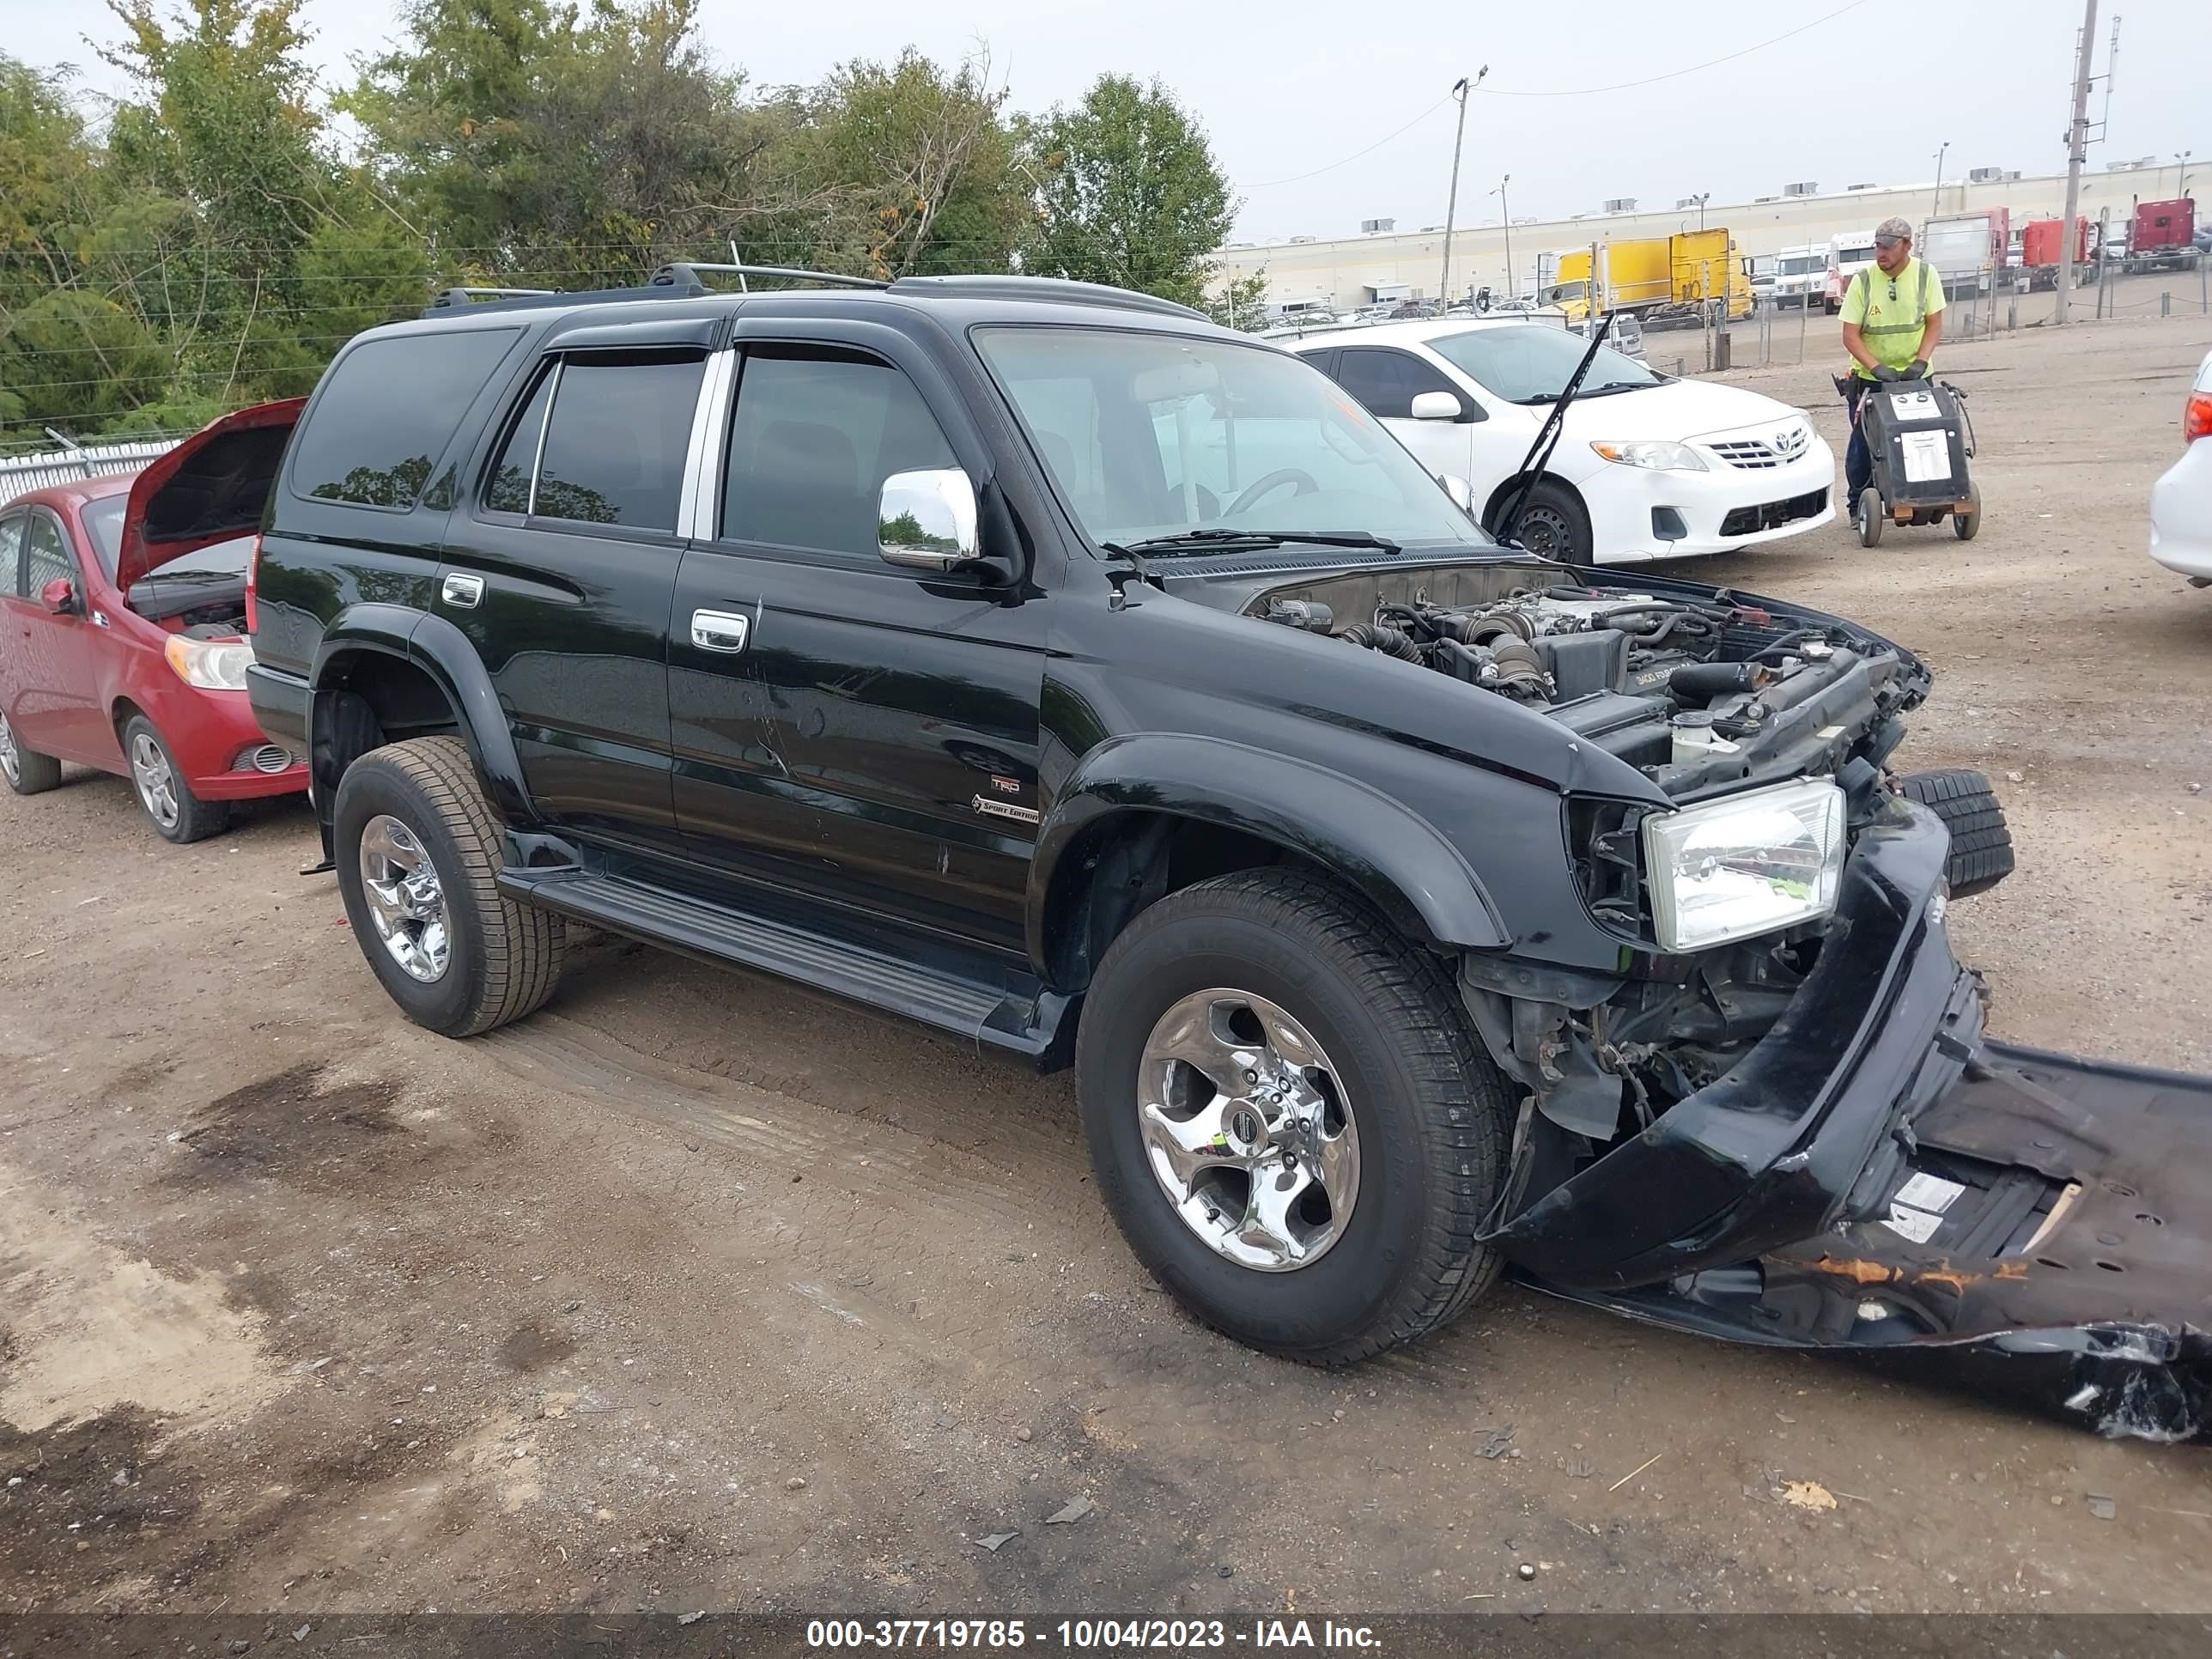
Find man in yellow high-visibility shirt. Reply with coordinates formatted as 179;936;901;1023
1839;216;1946;508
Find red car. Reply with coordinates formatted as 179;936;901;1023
0;402;307;841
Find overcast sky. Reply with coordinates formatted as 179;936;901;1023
9;0;2205;242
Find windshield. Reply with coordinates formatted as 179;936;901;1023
1838;243;1875;265
1427;325;1661;404
1779;254;1823;276
81;494;252;585
973;327;1484;550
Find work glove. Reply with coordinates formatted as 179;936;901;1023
1871;363;1903;382
1905;359;1929;380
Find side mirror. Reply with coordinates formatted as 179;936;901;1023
1440;475;1475;514
878;469;980;573
1409;391;1463;422
39;577;76;617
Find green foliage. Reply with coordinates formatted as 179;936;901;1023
1018;75;1237;309
0;26;1253;443
1204;269;1273;332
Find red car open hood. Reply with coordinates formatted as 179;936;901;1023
117;398;303;591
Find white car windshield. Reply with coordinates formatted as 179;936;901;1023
973;326;1484;551
1427;325;1662;405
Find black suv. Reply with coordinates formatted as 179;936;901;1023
223;266;2212;1431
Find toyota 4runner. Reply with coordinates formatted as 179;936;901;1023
203;266;2212;1441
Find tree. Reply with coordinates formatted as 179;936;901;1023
1018;75;1236;308
1204;269;1271;332
784;49;1024;278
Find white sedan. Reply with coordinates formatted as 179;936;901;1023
1288;319;1835;562
2149;347;2212;587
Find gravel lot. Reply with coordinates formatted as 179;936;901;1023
3;309;2210;1622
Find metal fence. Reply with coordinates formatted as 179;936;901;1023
0;434;185;498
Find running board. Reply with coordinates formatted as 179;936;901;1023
498;866;1075;1068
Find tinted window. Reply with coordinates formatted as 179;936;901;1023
485;367;557;515
722;350;957;557
1427;325;1659;404
290;329;519;507
81;495;126;579
526;353;705;530
1330;348;1462;419
0;515;25;597
23;514;76;594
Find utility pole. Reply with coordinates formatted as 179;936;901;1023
2178;150;2193;198
1492;175;1513;299
1931;142;1949;214
2057;0;2098;324
1438;68;1486;309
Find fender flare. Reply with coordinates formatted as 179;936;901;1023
1028;732;1509;969
310;605;536;827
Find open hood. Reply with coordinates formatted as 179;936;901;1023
118;398;302;591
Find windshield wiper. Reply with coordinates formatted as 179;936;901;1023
1104;529;1403;557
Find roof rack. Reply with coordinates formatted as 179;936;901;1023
428;286;559;310
651;262;888;292
884;274;1210;322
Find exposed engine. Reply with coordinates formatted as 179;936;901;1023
1264;581;1922;799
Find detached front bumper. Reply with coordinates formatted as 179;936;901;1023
1493;799;2212;1443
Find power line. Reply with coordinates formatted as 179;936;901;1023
1474;0;1871;96
1243;94;1456;190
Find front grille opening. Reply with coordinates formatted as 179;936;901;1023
1720;488;1828;538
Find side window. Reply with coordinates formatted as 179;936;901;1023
721;349;957;558
0;515;24;598
22;514;76;595
289;328;520;508
484;351;706;531
1332;349;1461;420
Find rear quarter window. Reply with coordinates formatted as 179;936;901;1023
287;329;520;509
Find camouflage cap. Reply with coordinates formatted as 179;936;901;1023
1875;216;1913;242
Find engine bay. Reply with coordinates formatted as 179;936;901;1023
1255;574;1927;799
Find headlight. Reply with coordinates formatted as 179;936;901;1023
1642;778;1845;952
164;634;254;691
1589;439;1709;472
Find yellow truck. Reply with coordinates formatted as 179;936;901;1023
1540;231;1751;323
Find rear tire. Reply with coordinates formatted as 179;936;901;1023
1075;868;1512;1365
1900;768;2014;899
332;736;564;1036
122;714;228;843
1856;486;1885;548
0;710;62;795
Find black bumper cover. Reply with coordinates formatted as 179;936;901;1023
1491;799;2212;1443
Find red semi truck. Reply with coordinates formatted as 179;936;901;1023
2117;198;2199;275
2021;216;2093;290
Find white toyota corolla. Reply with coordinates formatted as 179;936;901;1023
2149;347;2212;588
1290;319;1836;563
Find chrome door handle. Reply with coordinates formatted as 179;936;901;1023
441;573;483;609
690;609;750;653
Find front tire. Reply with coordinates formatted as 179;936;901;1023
1076;869;1512;1365
1899;768;2014;898
332;736;564;1036
1492;480;1593;561
123;714;228;843
0;710;62;795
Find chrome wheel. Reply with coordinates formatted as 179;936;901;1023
1138;988;1360;1272
129;731;179;830
0;712;17;787
358;813;451;983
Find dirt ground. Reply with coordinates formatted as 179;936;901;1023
4;310;2211;1624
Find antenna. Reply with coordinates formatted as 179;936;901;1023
2092;12;2120;147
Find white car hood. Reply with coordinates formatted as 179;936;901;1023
1553;377;1808;443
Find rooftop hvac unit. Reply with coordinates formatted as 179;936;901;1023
1846;181;1881;191
1359;217;1396;234
1967;167;2005;184
1601;198;1638;214
1783;181;1819;197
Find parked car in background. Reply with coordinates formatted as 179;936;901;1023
2150;347;2212;589
1289;318;1833;561
0;403;307;840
